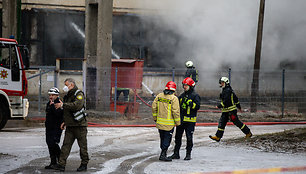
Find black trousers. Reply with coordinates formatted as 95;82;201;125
174;122;195;152
46;129;62;163
158;128;174;151
216;110;250;138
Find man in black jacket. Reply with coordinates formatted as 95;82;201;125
209;77;252;142
45;87;63;169
171;77;201;160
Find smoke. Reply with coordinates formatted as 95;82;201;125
71;22;85;38
262;0;306;70
138;0;306;71
70;22;121;59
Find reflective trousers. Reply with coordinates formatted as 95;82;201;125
216;110;250;138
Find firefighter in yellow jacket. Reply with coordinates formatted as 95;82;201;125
152;81;181;161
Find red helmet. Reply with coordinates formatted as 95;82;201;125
182;77;195;87
165;81;177;91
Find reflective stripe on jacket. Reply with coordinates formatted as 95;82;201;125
185;68;198;83
152;93;180;131
220;93;239;112
63;86;87;127
217;85;241;113
179;89;201;123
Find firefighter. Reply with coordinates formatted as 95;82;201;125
45;87;63;169
53;78;89;172
185;60;198;83
209;77;252;142
152;81;181;162
171;77;201;160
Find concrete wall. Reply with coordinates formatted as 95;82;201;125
2;0;18;38
20;0;148;13
26;70;181;97
26;70;84;96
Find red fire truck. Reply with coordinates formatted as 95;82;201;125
0;38;30;130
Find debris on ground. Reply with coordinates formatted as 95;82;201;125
225;128;306;154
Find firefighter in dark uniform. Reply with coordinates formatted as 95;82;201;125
45;87;63;169
152;81;181;161
54;78;89;172
185;60;198;83
209;77;252;142
171;77;201;160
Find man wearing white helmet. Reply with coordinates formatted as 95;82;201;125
185;60;198;83
209;77;252;142
45;87;63;169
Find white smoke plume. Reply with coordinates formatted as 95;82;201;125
138;0;306;71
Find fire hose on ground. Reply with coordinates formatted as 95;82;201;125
29;117;306;127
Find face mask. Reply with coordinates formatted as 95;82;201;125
63;85;69;92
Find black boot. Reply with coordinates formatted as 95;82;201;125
159;150;172;161
170;149;180;159
53;164;65;172
77;164;87;172
184;151;191;160
45;157;57;169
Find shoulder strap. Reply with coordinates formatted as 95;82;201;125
74;89;82;96
74;89;86;109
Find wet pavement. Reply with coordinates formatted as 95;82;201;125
1;124;306;174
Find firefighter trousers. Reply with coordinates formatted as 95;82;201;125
174;122;195;153
158;128;174;151
216;110;250;138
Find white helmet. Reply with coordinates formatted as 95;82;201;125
185;61;193;68
48;87;60;95
219;77;229;88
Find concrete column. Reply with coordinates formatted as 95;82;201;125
85;1;98;67
2;0;18;38
85;0;113;111
96;0;113;111
85;1;97;109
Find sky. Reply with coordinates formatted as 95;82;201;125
137;0;306;71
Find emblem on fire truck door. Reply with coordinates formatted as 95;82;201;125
0;69;8;79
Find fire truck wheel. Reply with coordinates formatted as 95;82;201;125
0;105;8;130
